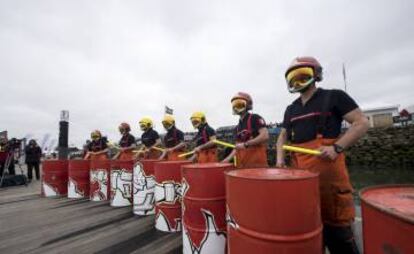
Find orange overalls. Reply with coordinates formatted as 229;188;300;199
118;150;135;160
197;148;218;163
195;126;217;163
235;114;268;169
292;135;355;226
87;139;109;161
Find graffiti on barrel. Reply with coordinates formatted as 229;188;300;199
68;178;84;198
42;182;59;197
183;209;227;254
90;169;108;201
110;169;133;206
133;162;156;215
155;179;183;232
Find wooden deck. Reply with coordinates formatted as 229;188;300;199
0;180;181;254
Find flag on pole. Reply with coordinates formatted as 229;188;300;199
165;106;173;115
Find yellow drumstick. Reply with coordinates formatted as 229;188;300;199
151;146;166;152
178;151;195;158
282;145;321;156
213;140;236;149
213;140;238;167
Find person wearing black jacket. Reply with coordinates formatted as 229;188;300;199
25;139;42;181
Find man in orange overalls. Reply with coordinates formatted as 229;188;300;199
276;56;369;254
189;112;217;163
113;122;136;160
222;92;269;168
84;130;109;160
137;117;162;159
159;115;186;161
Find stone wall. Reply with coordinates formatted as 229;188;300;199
345;125;414;168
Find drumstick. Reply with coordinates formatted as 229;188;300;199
213;140;236;149
282;145;321;156
178;151;195;158
151;146;166;152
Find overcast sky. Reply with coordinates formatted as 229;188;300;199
1;0;413;148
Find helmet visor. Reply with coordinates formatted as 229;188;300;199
91;133;100;140
162;121;173;130
139;123;148;131
286;67;315;93
232;99;247;113
191;118;201;128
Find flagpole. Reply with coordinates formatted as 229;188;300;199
342;63;347;93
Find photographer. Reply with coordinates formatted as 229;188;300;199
25;139;42;181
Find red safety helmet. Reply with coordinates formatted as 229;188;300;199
119;122;131;133
285;56;323;82
231;92;253;110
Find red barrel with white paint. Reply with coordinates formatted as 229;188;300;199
133;159;160;215
42;160;68;197
226;168;322;254
182;163;233;254
110;160;133;207
90;160;111;201
154;160;192;232
360;184;414;254
68;160;90;199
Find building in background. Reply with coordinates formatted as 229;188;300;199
363;105;399;128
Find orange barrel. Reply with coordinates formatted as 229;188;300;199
68;160;90;199
133;159;160;215
154;160;192;232
90;160;111;201
226;168;322;254
41;160;69;197
110;160;133;207
182;163;233;254
360;184;414;254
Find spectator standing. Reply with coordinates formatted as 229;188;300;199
25;139;42;181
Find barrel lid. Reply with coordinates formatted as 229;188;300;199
360;184;414;224
226;168;318;180
182;162;233;169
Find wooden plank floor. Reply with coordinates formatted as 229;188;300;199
0;180;181;254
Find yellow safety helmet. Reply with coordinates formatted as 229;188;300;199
190;112;206;129
91;130;102;140
139;117;153;131
162;114;175;130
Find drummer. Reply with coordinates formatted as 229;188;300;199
112;122;136;160
137;117;162;159
189;112;217;163
159;114;186;161
84;130;109;160
222;92;269;168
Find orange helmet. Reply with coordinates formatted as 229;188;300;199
231;92;253;110
118;122;131;133
285;56;323;82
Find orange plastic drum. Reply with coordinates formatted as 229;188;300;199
133;159;160;216
110;160;133;207
41;160;68;197
226;168;322;254
68;160;90;199
360;184;414;254
154;160;192;232
182;163;234;254
90;160;111;201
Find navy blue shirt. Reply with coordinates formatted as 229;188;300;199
119;133;135;148
88;138;108;152
193;124;216;146
282;88;358;144
235;113;266;143
141;128;160;147
164;127;184;148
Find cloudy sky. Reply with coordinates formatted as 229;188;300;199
1;0;413;148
